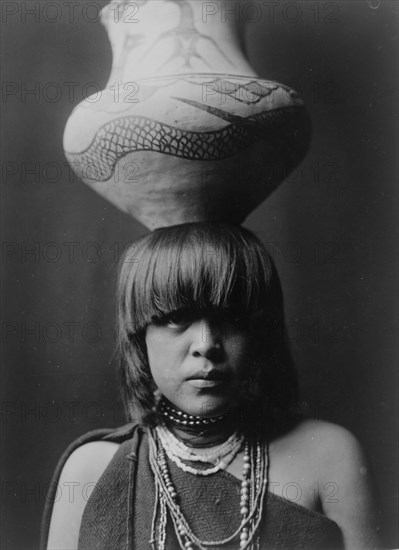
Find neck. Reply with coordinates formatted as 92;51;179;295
166;420;239;448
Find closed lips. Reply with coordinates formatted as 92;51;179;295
187;371;228;381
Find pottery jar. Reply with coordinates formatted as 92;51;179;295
63;0;311;229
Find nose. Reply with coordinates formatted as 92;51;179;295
189;318;224;362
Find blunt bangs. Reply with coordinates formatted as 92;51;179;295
118;223;278;337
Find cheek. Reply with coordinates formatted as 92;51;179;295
145;331;163;380
226;330;252;354
145;330;182;386
226;333;258;369
146;351;171;393
146;340;165;377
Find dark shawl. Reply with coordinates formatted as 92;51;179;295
41;424;344;550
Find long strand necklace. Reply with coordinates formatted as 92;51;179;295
148;427;269;550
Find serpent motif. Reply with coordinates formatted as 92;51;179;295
66;106;309;182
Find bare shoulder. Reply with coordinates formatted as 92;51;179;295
270;418;365;467
277;419;381;548
47;441;120;550
291;420;374;489
282;418;366;462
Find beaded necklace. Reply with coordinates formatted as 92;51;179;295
156;424;244;475
160;401;227;429
148;425;269;550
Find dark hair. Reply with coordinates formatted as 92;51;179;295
117;222;298;432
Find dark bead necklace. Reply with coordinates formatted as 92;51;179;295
158;399;239;447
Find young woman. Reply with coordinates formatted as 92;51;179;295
43;223;380;550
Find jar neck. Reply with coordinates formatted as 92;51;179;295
102;0;255;80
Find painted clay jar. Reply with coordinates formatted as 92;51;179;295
63;0;311;229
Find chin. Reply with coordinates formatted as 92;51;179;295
183;396;233;418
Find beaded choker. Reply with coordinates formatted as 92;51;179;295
160;401;227;429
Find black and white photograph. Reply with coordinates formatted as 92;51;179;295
1;1;398;549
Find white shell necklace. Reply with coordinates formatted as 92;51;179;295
156;423;244;475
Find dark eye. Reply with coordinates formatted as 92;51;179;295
223;310;248;325
154;310;195;329
167;312;190;326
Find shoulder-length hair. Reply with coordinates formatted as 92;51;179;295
117;222;298;433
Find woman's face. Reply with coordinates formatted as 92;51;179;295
145;310;257;417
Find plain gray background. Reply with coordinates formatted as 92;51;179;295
1;1;398;548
